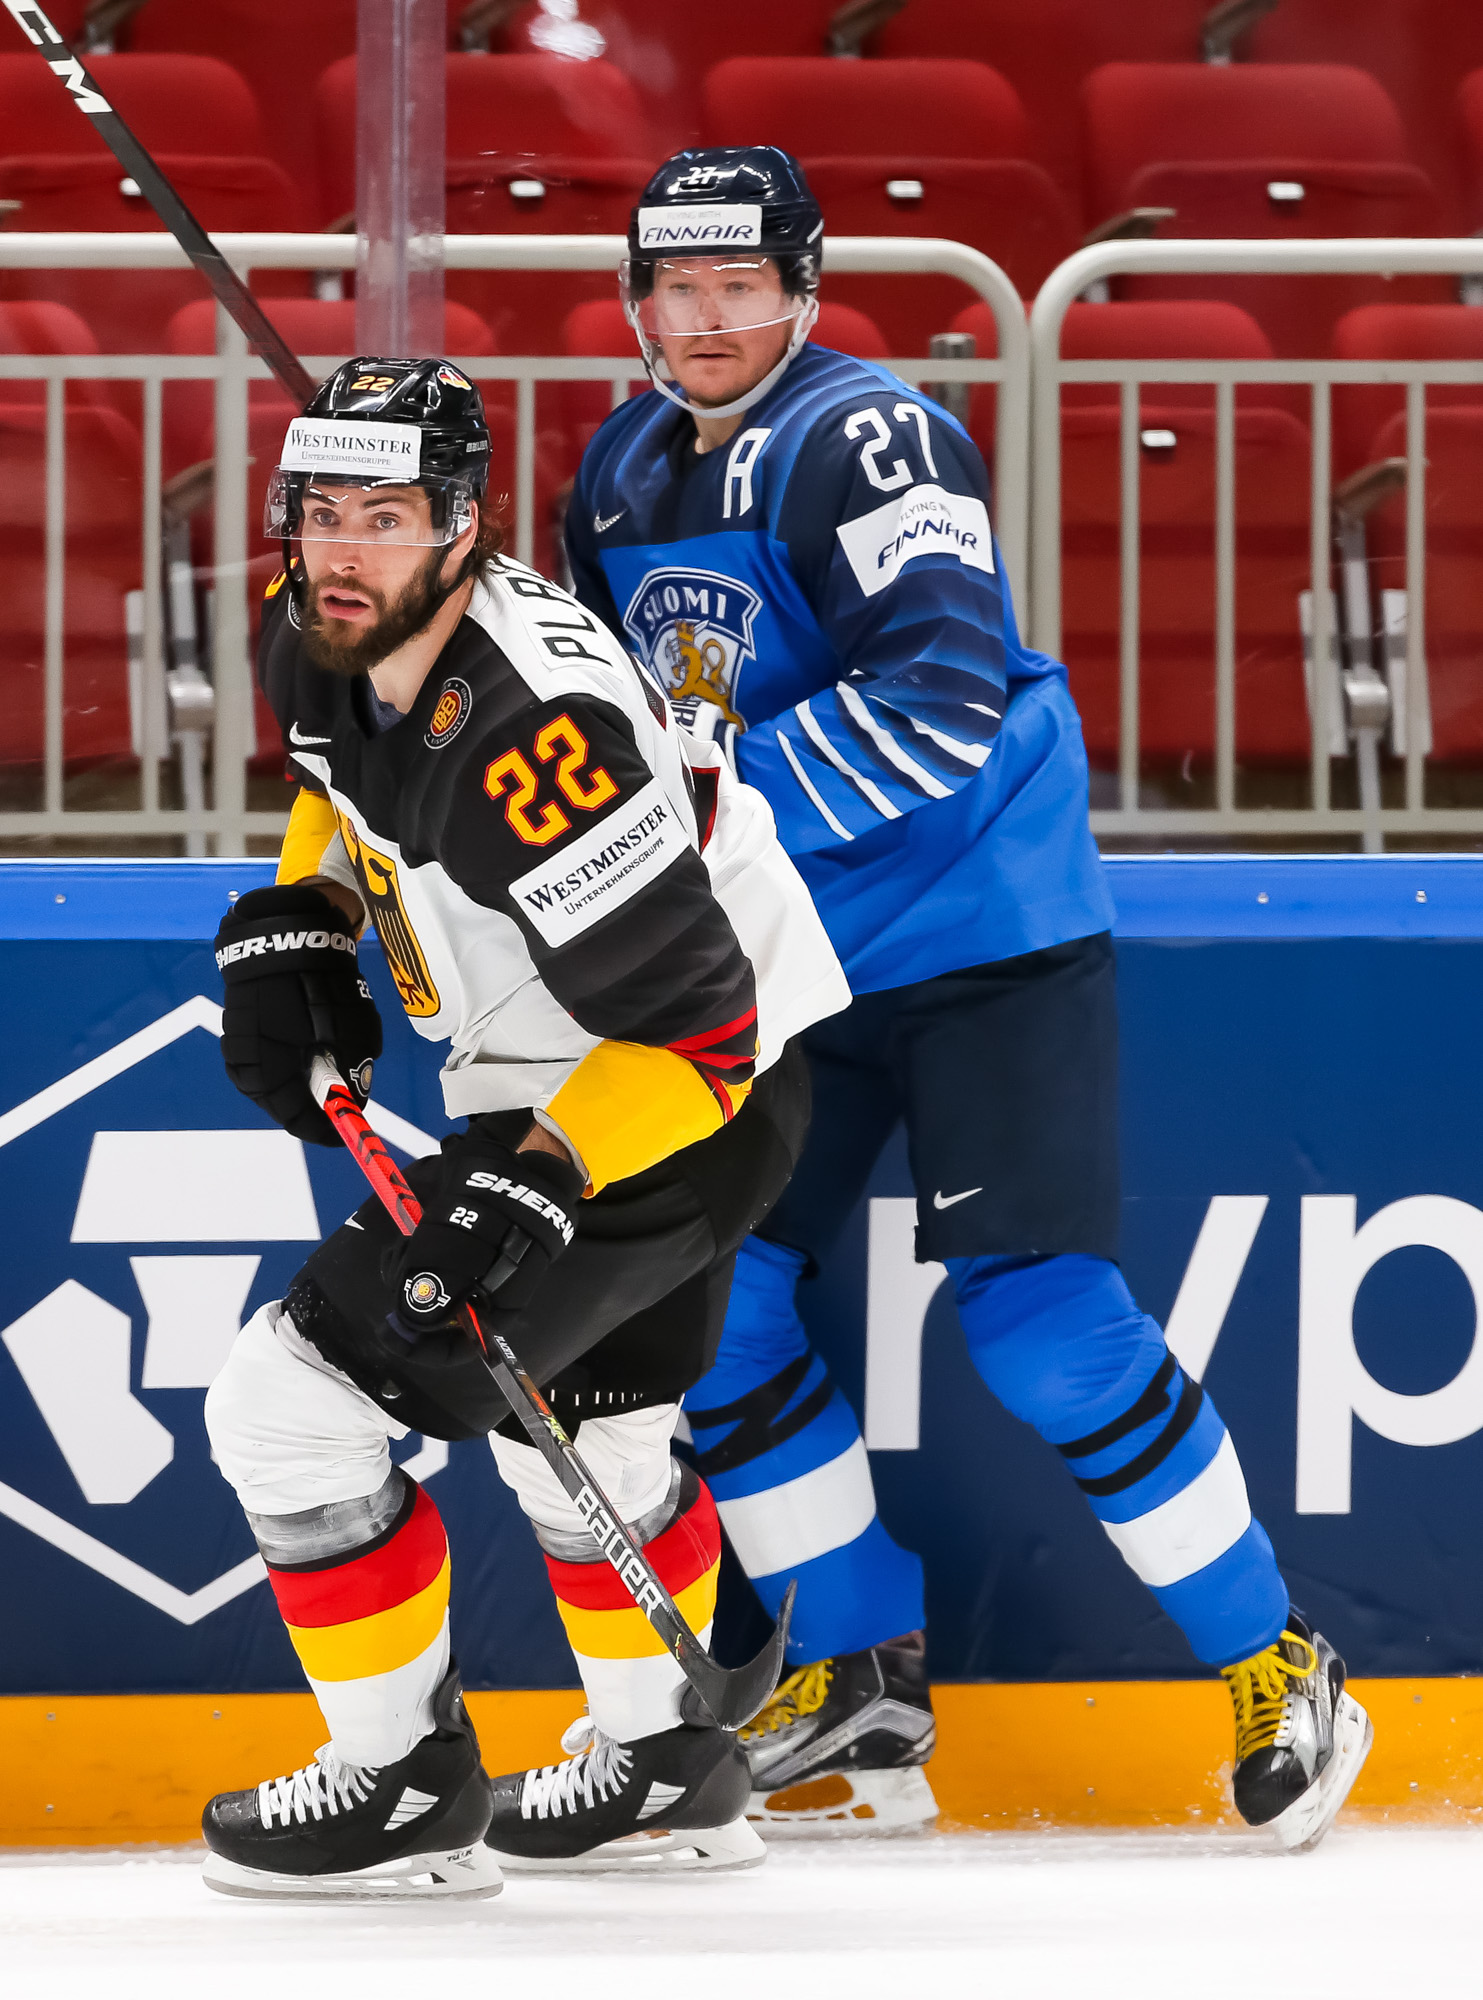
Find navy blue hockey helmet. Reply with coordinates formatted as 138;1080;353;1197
625;146;824;303
622;147;824;417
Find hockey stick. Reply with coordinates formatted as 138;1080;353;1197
0;0;316;404
307;1051;795;1732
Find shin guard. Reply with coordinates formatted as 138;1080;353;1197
258;1472;452;1767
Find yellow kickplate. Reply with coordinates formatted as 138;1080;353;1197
3;1679;1481;1845
761;1773;861;1813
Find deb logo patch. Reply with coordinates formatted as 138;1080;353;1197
621;568;762;731
509;777;691;947
425;676;472;750
837;482;995;598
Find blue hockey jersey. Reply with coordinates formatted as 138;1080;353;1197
566;342;1114;994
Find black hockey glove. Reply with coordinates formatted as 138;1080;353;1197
215;884;381;1147
390;1128;584;1336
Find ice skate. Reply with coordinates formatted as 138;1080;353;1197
201;1664;500;1900
482;1714;764;1873
739;1634;938;1836
1222;1612;1373;1852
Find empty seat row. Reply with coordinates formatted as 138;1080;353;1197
4;286;1478;782
19;0;1482;230
4;48;1483;357
942;298;1483;774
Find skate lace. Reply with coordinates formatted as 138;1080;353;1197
738;1659;834;1742
1221;1631;1319;1761
520;1716;633;1821
257;1745;376;1829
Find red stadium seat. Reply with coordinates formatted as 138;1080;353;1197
0;55;306;352
949;298;1292;461
315;55;653;353
1462;71;1483;231
1246;1;1483;234
485;2;846;152
872;0;1209;221
114;1;470;198
1058;404;1315;771
702;58;1077;351
0;405;143;768
1365;409;1483;763
1331;305;1483;476
0;52;268;156
0;0;85;52
941;296;1312;769
1082;64;1449;356
0;300;117;414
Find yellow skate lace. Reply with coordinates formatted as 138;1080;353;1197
1221;1631;1319;1761
738;1660;834;1743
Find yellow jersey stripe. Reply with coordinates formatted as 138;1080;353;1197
276;786;341;886
546;1041;727;1194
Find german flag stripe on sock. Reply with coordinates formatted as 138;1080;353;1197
545;1476;720;1661
266;1481;451;1683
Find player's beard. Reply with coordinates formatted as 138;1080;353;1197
300;547;453;678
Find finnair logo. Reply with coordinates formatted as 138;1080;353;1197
636;203;763;250
836;484;996;598
509;778;691;947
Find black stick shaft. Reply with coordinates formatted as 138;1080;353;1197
305;1054;792;1730
1;0;317;404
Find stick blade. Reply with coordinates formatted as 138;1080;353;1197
696;1580;797;1732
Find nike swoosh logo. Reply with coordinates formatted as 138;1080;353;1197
593;507;627;533
289;722;332;747
933;1186;982;1209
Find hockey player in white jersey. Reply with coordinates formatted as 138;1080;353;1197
197;356;847;1896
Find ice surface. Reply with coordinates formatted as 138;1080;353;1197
1;1827;1478;2000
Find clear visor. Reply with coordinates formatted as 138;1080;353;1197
621;255;803;341
264;469;476;546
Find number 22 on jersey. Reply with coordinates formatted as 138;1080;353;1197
483;712;620;847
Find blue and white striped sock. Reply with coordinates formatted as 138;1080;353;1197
950;1252;1289;1668
686;1236;924;1663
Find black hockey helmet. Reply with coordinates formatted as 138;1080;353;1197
624;146;824;304
265;355;492;547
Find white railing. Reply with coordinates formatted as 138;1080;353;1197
0;232;1023;854
1030;238;1483;846
7;232;1483;854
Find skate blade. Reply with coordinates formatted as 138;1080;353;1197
202;1842;504;1902
491;1816;766;1876
747;1766;938;1838
1272;1692;1375;1854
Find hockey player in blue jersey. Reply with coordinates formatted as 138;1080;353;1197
561;145;1372;1852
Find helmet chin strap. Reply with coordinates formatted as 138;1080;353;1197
627;296;819;421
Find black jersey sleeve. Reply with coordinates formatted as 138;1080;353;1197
436;690;757;1071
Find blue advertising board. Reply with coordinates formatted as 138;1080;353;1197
2;856;1482;1695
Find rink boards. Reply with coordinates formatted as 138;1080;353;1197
3;855;1483;1837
